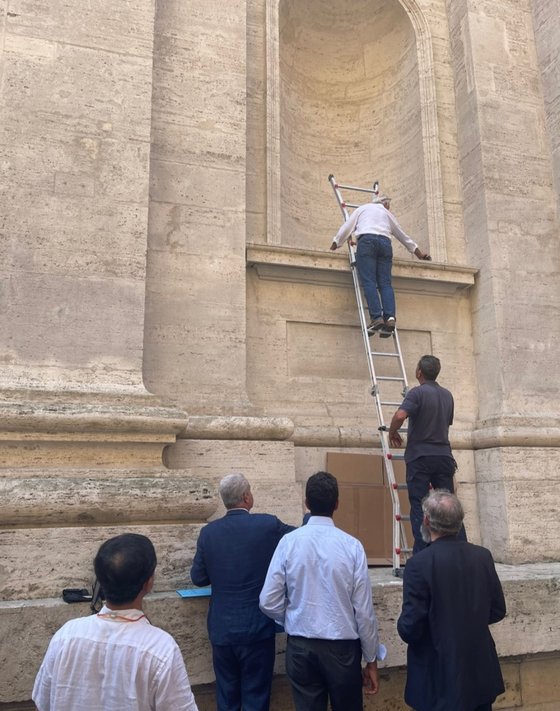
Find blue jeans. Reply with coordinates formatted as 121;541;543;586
355;234;395;320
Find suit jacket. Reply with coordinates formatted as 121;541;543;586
397;537;506;711
190;509;294;646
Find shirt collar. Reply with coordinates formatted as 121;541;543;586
98;605;146;620
306;515;335;526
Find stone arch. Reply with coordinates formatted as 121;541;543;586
266;0;446;261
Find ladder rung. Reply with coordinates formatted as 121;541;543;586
376;376;406;382
396;547;413;554
378;425;408;433
392;483;408;490
380;400;403;407
387;452;406;460
369;351;400;357
336;183;377;193
396;515;411;522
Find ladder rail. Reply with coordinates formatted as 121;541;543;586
329;173;412;575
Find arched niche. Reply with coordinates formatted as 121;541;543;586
266;0;445;260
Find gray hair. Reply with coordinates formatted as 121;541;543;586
219;473;250;509
371;193;391;204
422;490;464;536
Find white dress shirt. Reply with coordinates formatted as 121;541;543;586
32;606;198;711
332;202;418;253
259;517;384;663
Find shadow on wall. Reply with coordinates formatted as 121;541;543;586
278;0;427;250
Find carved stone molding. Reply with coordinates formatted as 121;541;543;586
0;472;217;526
247;243;476;295
180;415;294;441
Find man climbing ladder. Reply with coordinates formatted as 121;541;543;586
329;188;431;336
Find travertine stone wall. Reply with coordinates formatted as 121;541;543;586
246;248;477;432
164;439;303;526
143;0;250;414
446;0;560;561
1;0;560;706
1;0;155;394
532;0;560;207
277;0;426;250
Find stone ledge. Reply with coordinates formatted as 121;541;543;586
1;562;558;702
0;473;216;526
0;390;188;441
179;415;294;441
246;243;476;295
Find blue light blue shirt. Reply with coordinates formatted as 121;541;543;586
259;516;384;663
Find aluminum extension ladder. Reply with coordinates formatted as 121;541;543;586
328;173;412;576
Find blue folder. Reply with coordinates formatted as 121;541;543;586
176;587;212;598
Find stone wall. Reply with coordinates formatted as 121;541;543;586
0;0;559;706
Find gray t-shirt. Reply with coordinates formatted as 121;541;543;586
401;381;454;463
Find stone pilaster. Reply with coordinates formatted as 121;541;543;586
447;0;560;561
144;0;250;414
0;0;156;397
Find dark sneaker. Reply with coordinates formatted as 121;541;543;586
380;317;396;338
367;317;385;335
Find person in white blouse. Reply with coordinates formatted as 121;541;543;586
259;471;386;711
33;533;199;711
330;193;431;336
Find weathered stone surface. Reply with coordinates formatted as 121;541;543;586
0;522;207;601
143;0;249;414
475;447;560;563
181;415;294;441
1;0;560;706
163;439;303;525
0;474;215;527
1;0;155;394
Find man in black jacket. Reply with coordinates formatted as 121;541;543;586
397;490;506;711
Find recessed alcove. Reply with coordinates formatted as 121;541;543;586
267;0;445;258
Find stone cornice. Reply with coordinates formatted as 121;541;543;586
246;244;476;295
0;391;188;442
0;472;217;526
178;415;294;441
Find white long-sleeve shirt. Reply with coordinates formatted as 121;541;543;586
32;606;199;711
332;202;418;253
259;516;385;663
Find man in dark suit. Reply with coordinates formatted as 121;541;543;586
190;473;295;711
397;490;506;711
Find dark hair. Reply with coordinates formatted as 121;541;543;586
305;471;338;516
94;533;157;605
422;490;464;536
417;355;441;381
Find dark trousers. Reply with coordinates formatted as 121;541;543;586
212;637;275;711
406;455;467;554
286;636;363;711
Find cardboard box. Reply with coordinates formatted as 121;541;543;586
327;451;412;565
